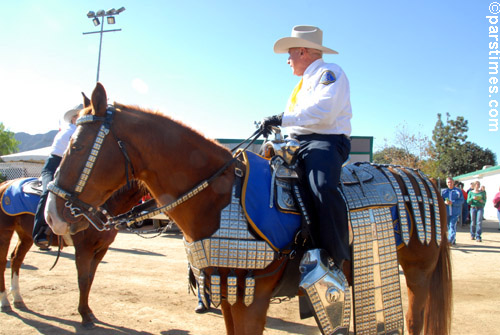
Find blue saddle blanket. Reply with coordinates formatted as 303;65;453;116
1;178;40;216
241;151;301;251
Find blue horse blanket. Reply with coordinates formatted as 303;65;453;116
1;178;40;216
240;151;301;252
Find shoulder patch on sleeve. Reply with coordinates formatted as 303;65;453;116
320;70;336;85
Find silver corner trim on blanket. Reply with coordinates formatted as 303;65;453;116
183;233;276;271
184;186;276;271
184;185;277;307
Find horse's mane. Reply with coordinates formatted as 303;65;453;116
112;102;231;155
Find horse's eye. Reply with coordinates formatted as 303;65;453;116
71;144;84;152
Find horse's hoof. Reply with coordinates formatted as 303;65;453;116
13;301;27;310
1;305;12;313
82;321;96;330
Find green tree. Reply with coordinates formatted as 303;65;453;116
431;113;496;176
444;142;496;176
0;122;19;156
432;113;468;155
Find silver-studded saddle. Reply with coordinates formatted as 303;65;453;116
184;136;441;334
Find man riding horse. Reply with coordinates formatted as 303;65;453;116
43;25;451;333
262;25;352;272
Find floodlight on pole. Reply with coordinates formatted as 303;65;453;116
83;7;126;82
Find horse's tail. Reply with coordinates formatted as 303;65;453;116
424;224;453;334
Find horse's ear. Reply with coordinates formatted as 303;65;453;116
91;82;107;117
81;92;91;108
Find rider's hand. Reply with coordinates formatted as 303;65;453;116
260;114;283;137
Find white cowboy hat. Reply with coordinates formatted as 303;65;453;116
274;25;338;54
63;104;83;123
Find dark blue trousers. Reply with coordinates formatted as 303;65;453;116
33;154;61;239
295;134;351;266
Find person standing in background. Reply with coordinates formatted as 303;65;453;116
467;181;487;242
492;186;500;230
457;181;468;227
441;177;464;245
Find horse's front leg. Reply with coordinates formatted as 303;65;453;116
220;300;236;335
0;226;15;312
9;218;33;310
74;245;96;329
229;294;272;335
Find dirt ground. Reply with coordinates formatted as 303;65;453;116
1;220;499;335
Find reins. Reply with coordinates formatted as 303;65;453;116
111;128;264;229
48;104;265;231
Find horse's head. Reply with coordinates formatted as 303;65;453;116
45;83;132;235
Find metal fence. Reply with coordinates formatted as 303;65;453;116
0;162;43;180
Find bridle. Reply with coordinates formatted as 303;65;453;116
47;105;135;231
47;104;264;232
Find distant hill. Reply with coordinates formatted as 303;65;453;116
15;130;58;152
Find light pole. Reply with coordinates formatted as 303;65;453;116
83;7;126;83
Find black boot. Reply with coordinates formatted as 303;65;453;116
33;230;50;250
194;302;208;313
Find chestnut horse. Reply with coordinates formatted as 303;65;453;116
0;177;145;329
46;83;452;335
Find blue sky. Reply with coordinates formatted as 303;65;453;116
1;1;498;161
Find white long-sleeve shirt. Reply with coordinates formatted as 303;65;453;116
281;59;352;137
50;123;76;157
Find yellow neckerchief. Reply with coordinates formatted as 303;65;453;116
286;78;303;113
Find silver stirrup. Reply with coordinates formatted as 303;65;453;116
299;249;351;335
